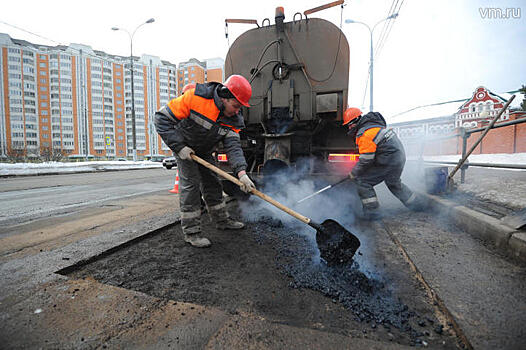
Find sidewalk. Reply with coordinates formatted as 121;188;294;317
418;166;526;261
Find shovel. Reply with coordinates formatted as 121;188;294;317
190;154;361;265
296;177;350;204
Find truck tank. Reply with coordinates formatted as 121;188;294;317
219;4;357;179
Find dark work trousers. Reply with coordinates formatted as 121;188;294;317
355;158;416;211
176;153;229;236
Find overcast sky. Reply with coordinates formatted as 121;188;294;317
1;0;525;121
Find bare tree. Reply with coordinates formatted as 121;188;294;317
39;145;65;162
520;85;526;111
6;148;27;163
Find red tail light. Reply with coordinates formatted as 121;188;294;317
218;153;228;162
328;153;359;163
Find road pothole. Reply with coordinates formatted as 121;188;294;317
59;204;459;348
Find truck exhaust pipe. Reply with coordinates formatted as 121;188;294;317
262;133;293;175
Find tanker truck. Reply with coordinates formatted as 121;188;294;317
217;2;358;188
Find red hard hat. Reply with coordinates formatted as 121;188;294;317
343;107;362;126
223;75;252;107
182;83;196;94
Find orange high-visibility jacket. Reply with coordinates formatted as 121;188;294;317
351;112;405;177
154;82;247;175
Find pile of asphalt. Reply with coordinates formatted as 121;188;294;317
252;216;422;339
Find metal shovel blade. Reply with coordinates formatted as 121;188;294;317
313;219;361;266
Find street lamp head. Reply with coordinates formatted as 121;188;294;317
344;19;355;24
111;27;119;31
146;18;155;24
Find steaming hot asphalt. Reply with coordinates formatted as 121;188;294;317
66;196;458;347
62;169;464;347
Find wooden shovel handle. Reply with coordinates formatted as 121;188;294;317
191;154;311;225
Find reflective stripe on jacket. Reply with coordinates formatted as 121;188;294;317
351;112;405;177
154;82;247;175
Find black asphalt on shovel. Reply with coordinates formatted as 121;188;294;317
296;177;350;204
190;154;361;265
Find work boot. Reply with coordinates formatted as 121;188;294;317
184;233;211;248
216;218;245;230
406;195;429;212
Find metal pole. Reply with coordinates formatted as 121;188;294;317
148;59;154;158
460;128;467;183
130;39;137;161
78;49;89;160
448;95;515;184
113;19;154;161
369;30;373;112
345;15;398;112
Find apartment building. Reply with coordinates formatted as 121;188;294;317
0;33;178;160
176;57;224;95
0;33;225;160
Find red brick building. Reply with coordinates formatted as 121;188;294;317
391;86;526;157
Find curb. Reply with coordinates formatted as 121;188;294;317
509;232;526;260
424;193;525;261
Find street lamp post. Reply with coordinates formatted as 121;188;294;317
345;14;398;112
112;18;154;161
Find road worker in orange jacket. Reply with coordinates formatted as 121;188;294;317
155;75;256;247
344;108;422;219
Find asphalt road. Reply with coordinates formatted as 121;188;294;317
1;168;525;349
0;168;175;228
0;169;177;261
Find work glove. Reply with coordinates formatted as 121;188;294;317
239;174;256;193
177;146;194;160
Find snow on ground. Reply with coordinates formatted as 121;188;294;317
457;171;526;210
0;160;162;176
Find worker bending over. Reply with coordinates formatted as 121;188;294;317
344;108;423;219
155;75;256;247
